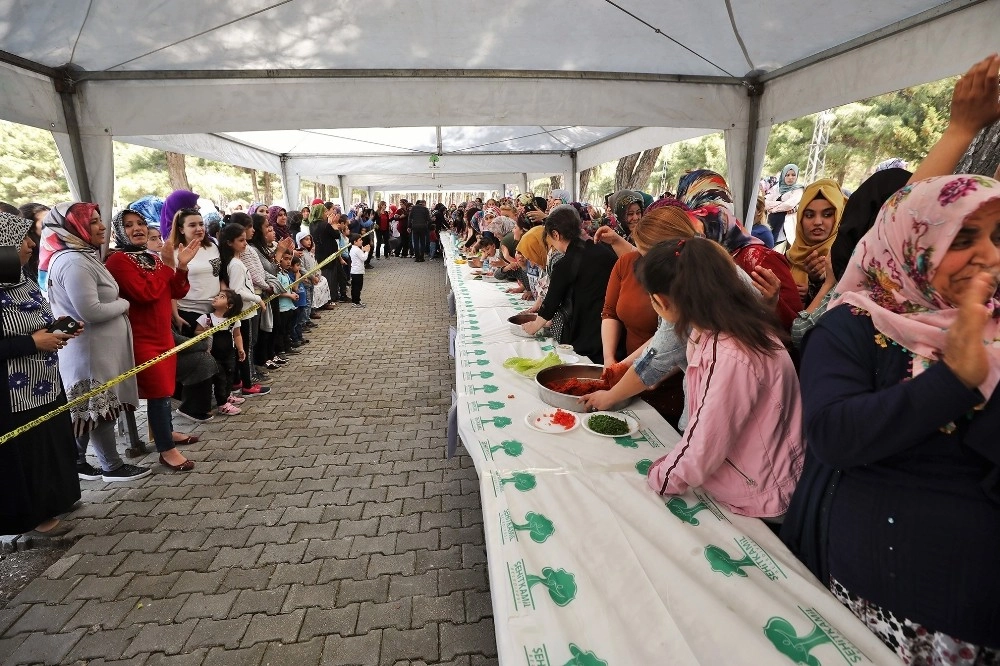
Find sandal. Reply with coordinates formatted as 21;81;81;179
159;454;195;471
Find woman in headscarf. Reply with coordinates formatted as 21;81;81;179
267;205;290;242
764;164;804;245
676;169;803;331
789;175;1000;661
785;178;846;305
104;208;199;472
43;203;149;483
18;202;49;284
159;189;199;242
608;190;646;242
128;195;164;228
0;211;81;536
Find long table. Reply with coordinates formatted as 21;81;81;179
444;236;895;665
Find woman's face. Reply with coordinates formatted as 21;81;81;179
932;199;1000;305
801;197;837;243
147;229;163;251
546;230;569;253
263;222;275;243
122;213;148;246
18;234;35;266
255;205;268;216
32;209;47;235
244;223;255;240
625;203;643;227
228;231;248;254
784;169;798;186
88;210;106;245
275;210;287;226
181;214;205;244
301;207;310;217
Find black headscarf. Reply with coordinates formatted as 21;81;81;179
830;168;911;280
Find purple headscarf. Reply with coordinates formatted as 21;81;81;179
267;205;289;241
159;189;199;240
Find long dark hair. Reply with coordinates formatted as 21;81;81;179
217;223;246;286
248;213;273;259
635;238;786;356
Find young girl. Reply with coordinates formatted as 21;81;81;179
275;249;299;354
636;237;803;521
196;289;247;415
218;223;270;396
349;233;370;307
288;255;310;346
146;225;164;256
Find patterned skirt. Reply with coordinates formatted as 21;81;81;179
830;578;999;665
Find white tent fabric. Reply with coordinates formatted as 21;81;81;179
0;0;994;221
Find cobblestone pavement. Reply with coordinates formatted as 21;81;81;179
0;256;498;665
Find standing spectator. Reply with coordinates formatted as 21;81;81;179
349;233;369;307
764;165;804;246
375;201;392;259
394;200;411;257
1;211;81;536
409;199;432;262
169;208;220;335
311;204;341;310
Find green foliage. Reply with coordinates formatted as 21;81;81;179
0;121;71;203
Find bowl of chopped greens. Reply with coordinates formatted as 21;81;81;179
582;411;639;438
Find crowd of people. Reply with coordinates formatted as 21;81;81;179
0;52;998;664
449;54;1000;664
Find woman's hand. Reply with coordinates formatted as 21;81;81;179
32;329;73;352
796;281;809;301
522;317;547;336
526;210;546;224
593;226;622;247
804;250;828;283
601;361;630;387
160;240;176;268
579;390;617;412
943;271;997;390
172;313;187;330
820;254;837;291
751;267;781;307
949;53;1000;139
237;348;246;362
278;237;295;253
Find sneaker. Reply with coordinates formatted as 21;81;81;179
102;464;152;483
77;461;102;481
175;409;214;423
227;394;246;405
352;302;366;308
217;402;241;416
264;360;281;370
242;383;272;396
276;354;289;362
286;347;302;355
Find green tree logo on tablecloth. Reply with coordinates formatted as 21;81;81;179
564;643;608;666
500;471;536;491
471;384;499;394
635;459;653;475
764;617;833;666
511;511;554;542
490;440;524;457
470;359;490;366
469;370;494;379
481;415;512;429
476;400;505;410
666;496;710;525
525;567;577;606
464;349;487;356
614;433;649;449
705;544;756;578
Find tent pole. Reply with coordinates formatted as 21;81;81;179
337;174;347;209
521;173;528;195
742;81;764;226
54;72;92;202
570;152;579;201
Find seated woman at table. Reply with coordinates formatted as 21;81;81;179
521;205;617;362
790;175;1000;661
785;179;845;306
638;237;803;521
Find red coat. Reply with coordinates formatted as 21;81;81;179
105;252;190;399
731;245;803;331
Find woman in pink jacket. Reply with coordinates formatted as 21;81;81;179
637;237;803;522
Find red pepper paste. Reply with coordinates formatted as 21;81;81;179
550;409;576;429
544;377;610;396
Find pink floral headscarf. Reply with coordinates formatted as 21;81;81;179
831;174;1000;397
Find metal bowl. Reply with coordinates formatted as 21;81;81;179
508;313;539;338
535;364;634;413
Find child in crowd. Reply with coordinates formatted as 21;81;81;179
428;224;439;260
195;289;247;415
289;255;310;347
349;233;370;308
360;209;375;268
636;237;803;522
275;249;299;354
146;225;164;255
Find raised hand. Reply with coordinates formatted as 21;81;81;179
943;271;997;390
949;53;1000;138
175;240;201;270
160;239;176;268
751;267;781;307
804;250;828;283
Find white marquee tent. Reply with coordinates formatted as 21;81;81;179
0;0;995;220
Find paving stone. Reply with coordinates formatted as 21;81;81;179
208;544;265;571
280;582;339;612
122;595;188;626
258;635;323;665
438;567;489;595
6;629;85;665
414;547;462;574
257;541;308;566
219;566;275;593
368;552;416;577
348;534;396;557
163;548;219;574
269;561;322;587
337;576;390;605
321;631;382;666
397;530;439;553
175;590;240;621
317;556;370;585
145;648;211;665
440;619;498;660
65;573;134;601
116;550;173;575
64;597;137;631
120;572;181;599
299;605;360;641
231;587;290;617
411;591;465;628
240;609;306;647
246;525;296;546
167;570;227;596
66;626;141;661
183;615;252;651
111;531;170;554
203;643;266;666
380;624;439;666
387;571;438;601
123;619;198;657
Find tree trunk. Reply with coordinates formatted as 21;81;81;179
248;169;260;202
549;175;563;192
165;152;189;191
262;172;273;205
579;167;594;201
320;184;327;202
955;120;1000;177
614;148;663;192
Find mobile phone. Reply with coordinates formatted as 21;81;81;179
46;316;80;335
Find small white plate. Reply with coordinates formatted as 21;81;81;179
524;408;580;434
581;412;639;438
557;352;579;364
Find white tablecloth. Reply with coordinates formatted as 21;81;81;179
444;235;894;665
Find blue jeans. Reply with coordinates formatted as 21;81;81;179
292;307;309;341
428;241;438;259
145;397;176;453
411;227;429;258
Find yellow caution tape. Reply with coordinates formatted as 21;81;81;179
0;228;376;445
